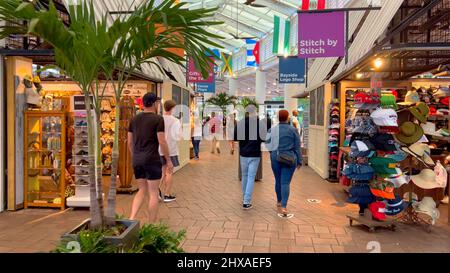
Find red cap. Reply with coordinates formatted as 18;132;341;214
429;106;437;116
440;97;449;106
390;90;398;99
369;201;387;221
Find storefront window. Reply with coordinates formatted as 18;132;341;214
309;85;325;126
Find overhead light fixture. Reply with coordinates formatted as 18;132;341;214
374;58;383;69
273;82;277;86
356;73;363;79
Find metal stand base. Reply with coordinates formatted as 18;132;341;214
396;206;432;233
117;186;138;194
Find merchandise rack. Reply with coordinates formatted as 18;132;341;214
24;111;67;210
66;112;91;207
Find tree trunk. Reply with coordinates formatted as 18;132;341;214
94;109;105;227
105;101;120;226
84;94;102;230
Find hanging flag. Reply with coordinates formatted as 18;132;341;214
246;39;257;67
220;52;233;76
273;15;290;55
254;41;260;65
301;0;326;10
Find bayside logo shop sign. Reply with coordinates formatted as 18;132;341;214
298;11;345;58
279;57;305;84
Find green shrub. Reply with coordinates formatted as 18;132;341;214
52;223;185;253
129;223;186;253
53;230;117;253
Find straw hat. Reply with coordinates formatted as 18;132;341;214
401;142;435;166
395;122;424;145
398;90;420;105
411;169;441;189
412;197;440;225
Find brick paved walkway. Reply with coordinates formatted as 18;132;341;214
1;141;450;253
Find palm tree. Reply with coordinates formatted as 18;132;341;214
205;93;238;123
102;0;223;226
238;97;259;110
0;0;223;229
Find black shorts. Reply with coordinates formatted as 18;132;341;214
134;162;162;180
160;156;180;167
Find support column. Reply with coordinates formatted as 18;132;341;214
255;69;266;105
284;84;300;112
228;78;237;96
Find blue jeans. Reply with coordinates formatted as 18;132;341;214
191;137;200;157
270;153;296;208
240;156;261;205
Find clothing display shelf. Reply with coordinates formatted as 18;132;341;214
24;111;67;210
67;112;91;207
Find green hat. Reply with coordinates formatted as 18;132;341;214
395;121;424;145
370;157;398;175
409;102;429;123
381;94;398;110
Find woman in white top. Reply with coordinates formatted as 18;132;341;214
159;100;182;202
191;111;202;160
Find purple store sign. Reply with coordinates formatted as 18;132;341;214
298;12;345;58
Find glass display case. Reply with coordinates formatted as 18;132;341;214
24;111;66;210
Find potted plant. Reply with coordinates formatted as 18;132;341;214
0;0;223;250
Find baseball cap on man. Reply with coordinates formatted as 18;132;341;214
143;92;161;107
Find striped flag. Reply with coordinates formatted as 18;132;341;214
246;39;257;67
273;15;290;55
301;0;326;10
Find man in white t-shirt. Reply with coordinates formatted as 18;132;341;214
159;100;182;202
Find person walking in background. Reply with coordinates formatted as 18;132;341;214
227;111;237;155
128;93;173;222
159;100;182;203
290;110;300;132
191;111;202;160
234;105;266;210
266;110;302;218
209;112;222;154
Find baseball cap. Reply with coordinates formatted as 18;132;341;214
143;92;161;107
370;108;398;127
371;133;397;151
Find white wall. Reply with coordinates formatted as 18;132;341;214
0;56;4;212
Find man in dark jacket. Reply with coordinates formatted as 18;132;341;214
234;105;267;210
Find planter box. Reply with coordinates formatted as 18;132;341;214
61;219;140;250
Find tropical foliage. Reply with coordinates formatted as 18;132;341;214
53;223;186;253
0;0;223;229
205;92;238;119
238;97;259;110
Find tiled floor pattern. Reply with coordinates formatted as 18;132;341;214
1;141;450;253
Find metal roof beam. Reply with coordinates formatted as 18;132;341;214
208;38;240;52
187;0;225;9
229;2;275;22
254;0;297;16
220;8;271;32
214;13;265;37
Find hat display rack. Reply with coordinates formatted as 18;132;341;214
342;86;446;232
328;100;340;182
344;90;403;231
394;88;449;232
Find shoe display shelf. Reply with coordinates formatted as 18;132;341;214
67;112;91;207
